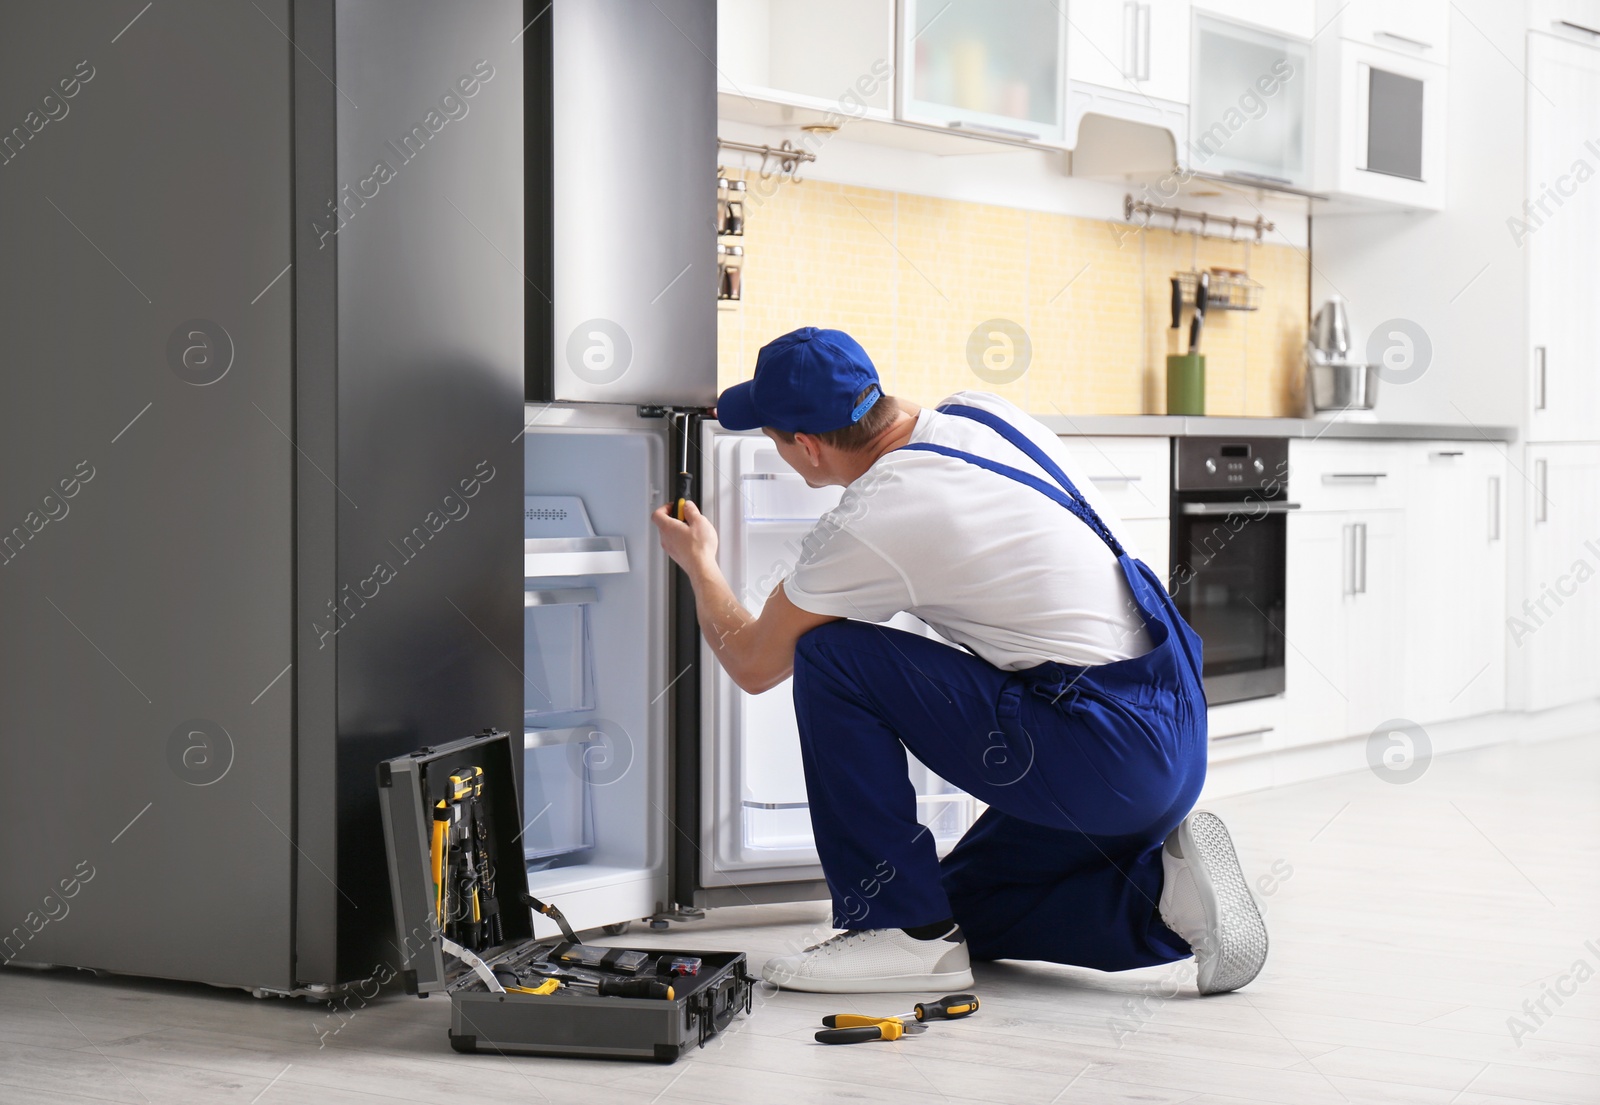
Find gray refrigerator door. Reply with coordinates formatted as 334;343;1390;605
545;0;717;406
0;0;297;988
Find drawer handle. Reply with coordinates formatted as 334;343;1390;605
1557;19;1600;37
1211;726;1273;742
1322;473;1388;483
1430;451;1464;458
1090;474;1142;484
1374;29;1433;51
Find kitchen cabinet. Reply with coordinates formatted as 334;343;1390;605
1065;0;1190;150
1320;0;1450;64
1402;445;1508;724
1519;444;1600;711
1059;435;1172;582
1530;0;1600;40
1189;14;1312;188
1191;0;1316;39
1283;508;1407;746
1313;36;1447;209
897;0;1068;142
716;0;895;120
1526;32;1600;442
1067;0;1192;105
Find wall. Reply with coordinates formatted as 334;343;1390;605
716;170;1310;416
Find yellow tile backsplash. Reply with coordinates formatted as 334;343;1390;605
717;172;1309;417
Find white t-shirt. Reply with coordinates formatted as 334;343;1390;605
784;391;1154;670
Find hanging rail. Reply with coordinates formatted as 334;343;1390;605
716;138;816;182
1124;194;1274;243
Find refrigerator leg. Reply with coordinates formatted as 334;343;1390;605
647;904;708;930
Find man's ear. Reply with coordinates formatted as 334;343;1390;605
793;432;825;468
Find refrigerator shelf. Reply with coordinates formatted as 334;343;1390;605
524;536;629;577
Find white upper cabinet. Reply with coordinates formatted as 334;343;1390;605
897;0;1068;142
1526;32;1600;442
1321;0;1450;64
1191;0;1315;39
1067;0;1192;104
716;0;895;120
1188;14;1312;187
1312;36;1447;209
1530;0;1600;40
1064;1;1191;149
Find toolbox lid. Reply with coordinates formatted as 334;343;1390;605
377;729;534;995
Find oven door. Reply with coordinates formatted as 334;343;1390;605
1169;497;1293;704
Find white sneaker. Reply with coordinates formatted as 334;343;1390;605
1158;810;1269;995
761;927;975;994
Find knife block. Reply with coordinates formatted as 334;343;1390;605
1166;353;1206;415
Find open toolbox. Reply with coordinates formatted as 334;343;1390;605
377;729;754;1062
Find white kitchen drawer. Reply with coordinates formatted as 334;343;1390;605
1058;436;1171;520
1288;439;1408;512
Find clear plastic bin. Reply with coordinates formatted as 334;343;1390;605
523;727;596;865
524;588;595;722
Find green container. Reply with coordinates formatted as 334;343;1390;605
1166;353;1206;415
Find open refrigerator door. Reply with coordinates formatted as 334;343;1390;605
688;425;983;905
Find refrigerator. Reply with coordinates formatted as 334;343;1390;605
0;0;975;993
520;0;981;937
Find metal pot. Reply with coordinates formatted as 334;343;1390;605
1308;360;1380;412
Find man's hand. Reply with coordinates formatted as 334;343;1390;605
651;497;838;694
651;499;718;574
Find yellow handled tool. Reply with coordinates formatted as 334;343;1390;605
815;1020;926;1044
431;800;449;924
505;978;561;996
821;993;980;1029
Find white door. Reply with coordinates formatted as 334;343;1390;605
1068;0;1190;103
1520;444;1600;710
1342;509;1407;736
1402;446;1508;723
1526;33;1600;442
1283;510;1351;746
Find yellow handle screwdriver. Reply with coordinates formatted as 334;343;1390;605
820;994;981;1033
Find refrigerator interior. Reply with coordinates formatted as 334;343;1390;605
699;429;981;890
521;409;669;934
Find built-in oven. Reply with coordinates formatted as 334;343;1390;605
1168;437;1298;705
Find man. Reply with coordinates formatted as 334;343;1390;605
652;327;1267;995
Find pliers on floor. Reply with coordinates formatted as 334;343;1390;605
814;1016;928;1044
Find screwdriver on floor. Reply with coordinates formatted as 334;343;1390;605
816;993;980;1044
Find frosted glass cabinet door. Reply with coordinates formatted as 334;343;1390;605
898;0;1066;140
1189;16;1310;187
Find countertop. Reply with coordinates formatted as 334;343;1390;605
1035;414;1518;442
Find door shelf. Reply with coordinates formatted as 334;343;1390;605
523;536;629;577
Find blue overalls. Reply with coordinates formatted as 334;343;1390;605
792;403;1209;971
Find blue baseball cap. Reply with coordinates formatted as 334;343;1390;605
717;327;882;434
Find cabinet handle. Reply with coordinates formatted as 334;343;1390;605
1342;523;1355;596
1211;726;1273;743
1354;522;1368;595
1374;29;1433;51
1430;450;1464;458
1535;459;1549;524
1534;346;1547;410
1122;1;1138;79
1091;474;1142;485
1138;2;1152;82
1488;475;1501;542
1557;19;1600;38
1323;472;1388;483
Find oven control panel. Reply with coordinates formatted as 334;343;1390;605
1173;437;1289;493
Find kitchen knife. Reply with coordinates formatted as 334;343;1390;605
1170;277;1182;330
1189;271;1209;354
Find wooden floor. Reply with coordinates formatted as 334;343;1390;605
3;733;1597;1105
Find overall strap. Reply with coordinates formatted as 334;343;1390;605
937;404;1090;505
897;442;1127;559
922;404;1127;557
